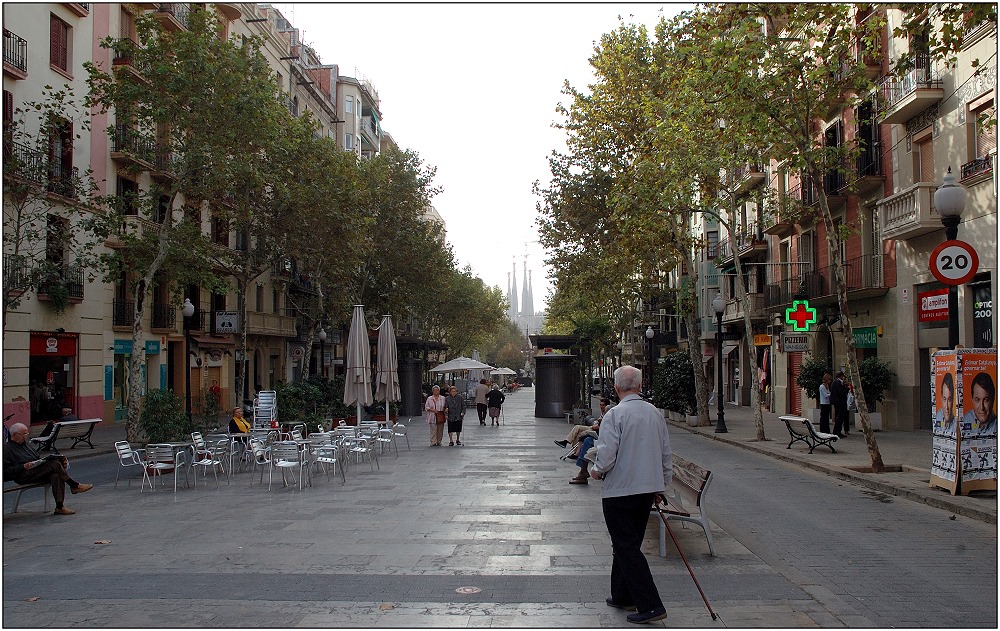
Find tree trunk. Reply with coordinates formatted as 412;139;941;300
235;282;247;410
812;166;885;472
730;228;767;441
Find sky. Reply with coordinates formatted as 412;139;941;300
272;3;687;313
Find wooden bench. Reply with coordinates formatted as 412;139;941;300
654;454;716;557
4;481;52;513
780;415;838;454
29;419;101;453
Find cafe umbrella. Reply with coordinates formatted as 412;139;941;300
375;314;401;417
343;304;373;423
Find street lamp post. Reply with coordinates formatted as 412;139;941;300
933;167;967;350
645;325;655;394
713;294;728;434
318;327;327;378
181;298;195;422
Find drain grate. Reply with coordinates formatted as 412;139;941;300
455;586;482;594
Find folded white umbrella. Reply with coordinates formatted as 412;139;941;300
343;304;373;421
375;314;401;408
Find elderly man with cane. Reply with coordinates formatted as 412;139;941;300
590;365;671;624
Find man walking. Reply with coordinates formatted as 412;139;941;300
474;379;490;425
590;366;671;624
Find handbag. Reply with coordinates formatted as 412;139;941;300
435;410;446;423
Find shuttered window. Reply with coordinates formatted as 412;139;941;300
49;14;69;71
916;136;935;183
974;102;996;157
3;90;12;127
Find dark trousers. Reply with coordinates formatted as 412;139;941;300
477;403;488;423
833;405;848;436
819;404;832;434
17;459;73;505
602;493;664;613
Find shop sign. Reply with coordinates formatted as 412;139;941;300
753;334;772;347
919;288;950;322
145;340;160;355
785;300;818;332
114;339;133;355
854;326;878;349
215;311;240;334
45;337;59;353
780;332;809;352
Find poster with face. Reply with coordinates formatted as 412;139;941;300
931;351;959;493
958;350;997;492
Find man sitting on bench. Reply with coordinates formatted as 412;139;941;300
3;423;93;515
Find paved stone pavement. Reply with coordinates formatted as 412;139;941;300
3;389;996;627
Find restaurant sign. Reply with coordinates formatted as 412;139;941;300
780;332;809;353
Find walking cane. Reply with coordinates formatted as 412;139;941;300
654;503;719;621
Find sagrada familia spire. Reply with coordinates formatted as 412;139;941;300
507;257;541;334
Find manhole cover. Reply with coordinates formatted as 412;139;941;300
455;586;481;594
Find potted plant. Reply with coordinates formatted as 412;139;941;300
856;357;895;430
796;357;830;422
652;353;699;426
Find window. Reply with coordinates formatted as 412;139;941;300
116;176;139;215
120;7;137;41
46;215;69;271
49;14;70;73
915;133;934;183
345;95;353;114
211;214;229;245
972;100;996;158
345;133;354;150
255;284;264;312
272;289;280;314
47;118;73;196
706;230;719;259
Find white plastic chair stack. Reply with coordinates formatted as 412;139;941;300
254;390;278;429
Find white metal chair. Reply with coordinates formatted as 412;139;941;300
190;432;212;464
346;431;379;472
247;438;271;487
392;418;411;451
190;438;230;488
268;441;309;491
142;444;182;493
253;390;278;428
375;426;397;459
313;436;346;484
114;441;145;488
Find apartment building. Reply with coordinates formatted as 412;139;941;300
2;3;399;427
680;7;997;431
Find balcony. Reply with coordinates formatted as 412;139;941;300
721;292;768;324
360;115;379;148
4;141;46;184
762;203;796;237
853;146;885;195
46;164;79;200
151;145;178;179
246;311;298;337
153;4;191;32
3;28;27;79
110;38;147;82
37;266;85;303
4;253;32;294
876;57;943;124
961;155;994;184
762;255;886;309
150;303;177;330
877;182;939;241
715;221;768;267
66;3;90;17
104;215;162;248
731;162;766;197
112;299;134;328
111;124;156;170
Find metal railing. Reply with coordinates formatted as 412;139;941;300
3;253;32;290
762;256;883;307
716;221;764;261
39;266;84;299
876;54;941;116
150;304;177;329
113;123;156;163
113;299;135;327
156;4;191;28
961;156;993;181
46;164;79;199
4;141;46;183
3;28;27;74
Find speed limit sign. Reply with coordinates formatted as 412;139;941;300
929;239;979;285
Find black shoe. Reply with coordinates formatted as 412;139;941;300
606;598;636;611
627;608;667;624
554;440;569;448
480;420;486;425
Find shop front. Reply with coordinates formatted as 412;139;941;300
28;332;78;425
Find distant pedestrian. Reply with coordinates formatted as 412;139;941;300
590;366;671;624
474;379;490;425
425;385;446;447
830;371;849;438
818;373;833;434
486;384;505;426
445;386;465;446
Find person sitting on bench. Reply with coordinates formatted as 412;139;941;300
3;423;93;515
555;398;612;450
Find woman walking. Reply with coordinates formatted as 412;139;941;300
445;385;466;446
425;385;446;446
486;384;505;426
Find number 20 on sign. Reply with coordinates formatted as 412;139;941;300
929;240;979;286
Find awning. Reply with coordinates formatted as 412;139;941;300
191;335;235;346
723;342;739;355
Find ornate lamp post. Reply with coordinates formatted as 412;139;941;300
713;293;728;433
933;167;967;349
318;327;327;378
181;298;195;421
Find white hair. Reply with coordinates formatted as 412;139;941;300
614;366;643;392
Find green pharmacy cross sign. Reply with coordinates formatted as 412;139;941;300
785;300;818;332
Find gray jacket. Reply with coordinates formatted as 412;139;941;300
592;393;672;498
